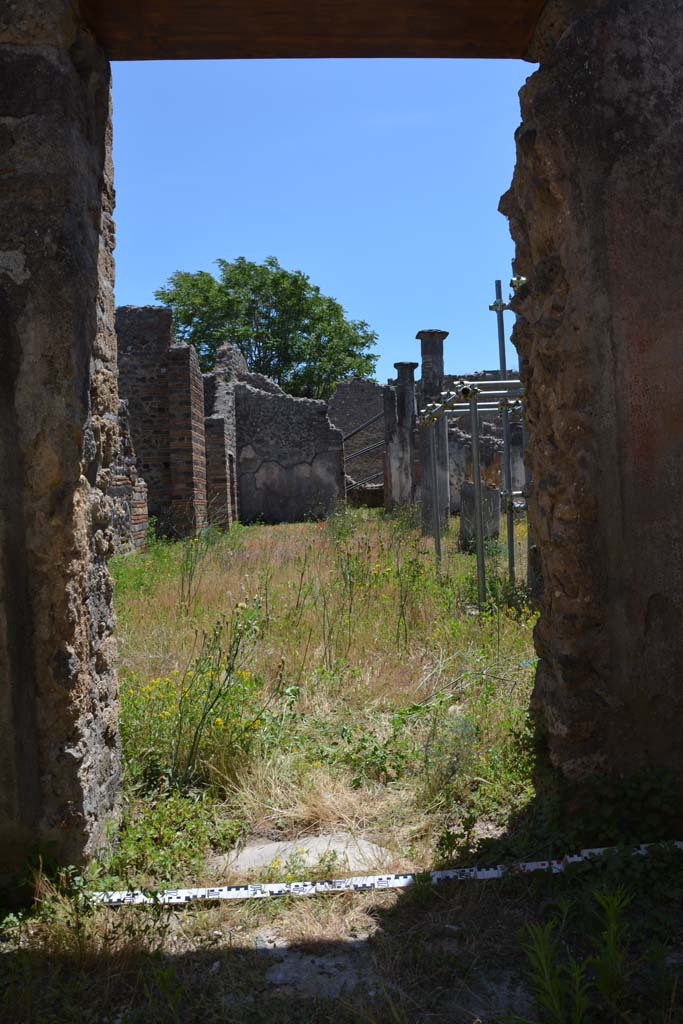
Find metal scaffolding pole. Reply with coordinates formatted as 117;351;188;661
469;394;486;609
510;269;535;595
428;420;442;566
521;414;538;593
491;279;515;585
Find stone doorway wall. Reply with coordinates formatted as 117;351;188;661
2;0;683;873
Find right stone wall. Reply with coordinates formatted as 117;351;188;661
502;0;683;784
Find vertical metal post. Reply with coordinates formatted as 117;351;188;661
469;397;486;608
429;419;442;566
501;403;515;585
521;414;537;593
494;280;516;585
509;268;534;595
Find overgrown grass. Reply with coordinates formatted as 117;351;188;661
104;506;536;888
5;508;682;1021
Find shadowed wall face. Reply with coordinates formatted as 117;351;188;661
329;378;386;487
502;0;683;785
0;2;120;871
203;362;240;527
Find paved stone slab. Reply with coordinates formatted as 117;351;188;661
214;832;392;875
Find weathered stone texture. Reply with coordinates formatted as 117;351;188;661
449;425;502;514
235;385;344;523
204;417;237;526
108;400;148;552
329;378;385;486
116;306;172;525
501;0;683;783
202;377;236;525
117;306;208;536
448;419;524;514
203;364;239;526
417;331;450;530
0;4;120;870
384;362;418;509
167;344;207;533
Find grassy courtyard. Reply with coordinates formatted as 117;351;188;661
2;508;683;1023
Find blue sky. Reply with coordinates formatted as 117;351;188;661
112;58;534;382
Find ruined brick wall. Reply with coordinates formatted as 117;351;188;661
116;306;172;526
167;344;207;533
108;400;148;552
0;3;121;871
502;0;683;786
328;378;385;485
235;384;345;523
116;307;207;536
203;371;239;525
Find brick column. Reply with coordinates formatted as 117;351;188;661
116;306;173;529
385;362;418;508
204;416;233;527
167;345;208;535
418;330;450;533
0;4;120;872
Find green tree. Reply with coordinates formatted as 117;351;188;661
154;256;378;399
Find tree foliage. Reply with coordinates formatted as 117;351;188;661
154;256;378;398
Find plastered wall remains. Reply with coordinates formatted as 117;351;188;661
203;345;345;524
235;384;345;523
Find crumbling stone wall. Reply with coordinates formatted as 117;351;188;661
384;362;419;510
329;378;385;486
502;0;683;786
235;384;345;523
0;2;121;872
448;425;502;513
116;306;172;523
108;401;148;552
203;350;240;526
116;306;207;536
448;417;524;513
167;344;207;533
203;344;344;524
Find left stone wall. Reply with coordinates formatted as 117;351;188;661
0;2;121;872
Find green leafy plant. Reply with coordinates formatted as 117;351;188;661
514;886;679;1024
